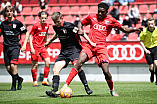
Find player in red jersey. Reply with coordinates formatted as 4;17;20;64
56;2;142;97
29;11;51;87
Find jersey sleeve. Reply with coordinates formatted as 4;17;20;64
111;18;122;29
139;30;145;41
18;21;27;34
82;15;91;26
30;24;37;36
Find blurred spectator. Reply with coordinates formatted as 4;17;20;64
141;15;148;27
40;0;49;12
14;0;22;16
119;0;134;6
101;0;118;6
117;15;123;24
0;0;11;20
109;5;119;20
128;5;140;28
123;15;132;28
74;15;81;27
121;15;133;41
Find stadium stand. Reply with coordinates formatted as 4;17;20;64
51;6;60;13
24;16;34;25
60;6;70;15
128;33;139;41
22;7;32;15
80;6;89;15
70;6;80;15
149;5;156;13
77;0;87;3
20;0;29;4
32;7;40;15
89;6;97;14
16;16;25;23
63;15;73;22
119;6;129;14
48;0;58;4
68;0;77;3
30;0;38;4
58;0;67;4
139;5;149;13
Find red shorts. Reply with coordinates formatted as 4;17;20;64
81;43;109;67
31;48;50;61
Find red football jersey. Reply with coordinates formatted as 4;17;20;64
82;14;122;45
30;22;49;49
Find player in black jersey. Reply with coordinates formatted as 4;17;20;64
45;12;96;97
0;5;29;91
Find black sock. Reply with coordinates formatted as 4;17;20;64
8;71;13;76
16;73;20;80
52;75;60;92
155;68;157;82
78;70;88;88
12;74;17;88
149;68;154;75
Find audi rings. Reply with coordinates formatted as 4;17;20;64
107;44;144;61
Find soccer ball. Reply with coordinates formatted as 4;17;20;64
60;87;73;98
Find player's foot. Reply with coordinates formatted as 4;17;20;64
42;81;52;86
155;82;157;85
150;72;154;82
33;83;41;87
110;90;119;96
85;87;93;95
10;87;16;91
17;77;23;90
56;90;61;95
45;90;58;98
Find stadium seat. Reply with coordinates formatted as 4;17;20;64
32;7;40;15
30;0;38;4
70;6;80;15
47;16;53;25
49;0;58;4
135;0;144;2
139;5;148;13
20;0;29;4
58;0;67;3
119;6;129;14
24;16;34;25
87;0;96;3
97;0;103;3
51;6;60;13
80;6;89;15
16;16;24;23
27;25;33;33
22;7;32;15
60;6;70;15
128;33;138;41
48;26;55;34
11;0;16;4
153;14;157;19
146;14;152;18
146;0;156;2
149;5;156;13
68;0;77;3
34;16;40;23
89;6;97;14
63;15;73;22
77;0;86;3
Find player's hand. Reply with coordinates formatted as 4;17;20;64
21;45;26;52
44;42;49;48
31;48;35;54
137;27;144;31
145;49;151;55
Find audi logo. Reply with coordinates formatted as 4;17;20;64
107;44;144;60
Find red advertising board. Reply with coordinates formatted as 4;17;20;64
0;41;146;64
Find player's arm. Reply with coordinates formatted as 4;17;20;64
119;26;143;33
140;40;151;54
0;28;1;36
29;34;35;54
45;32;57;47
21;31;30;52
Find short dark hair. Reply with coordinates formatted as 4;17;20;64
4;5;15;13
51;12;63;21
98;2;109;11
38;11;49;17
147;18;155;22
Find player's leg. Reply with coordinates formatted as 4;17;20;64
42;57;51;86
46;60;66;97
149;64;154;82
154;60;157;85
31;61;40;86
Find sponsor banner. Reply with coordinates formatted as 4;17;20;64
0;42;146;64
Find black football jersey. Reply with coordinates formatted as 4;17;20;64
53;21;82;50
1;18;27;46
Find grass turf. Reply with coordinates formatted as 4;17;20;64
0;82;157;104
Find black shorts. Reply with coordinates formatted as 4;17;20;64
55;48;81;68
3;46;20;66
144;46;157;65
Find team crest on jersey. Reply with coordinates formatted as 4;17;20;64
13;24;16;28
63;29;67;34
105;20;109;25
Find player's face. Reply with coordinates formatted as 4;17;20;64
98;7;107;19
40;14;47;24
5;9;14;18
54;17;63;27
147;20;155;29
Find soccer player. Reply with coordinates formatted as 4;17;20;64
51;2;142;97
0;5;29;91
45;12;95;97
29;11;51;87
139;18;157;85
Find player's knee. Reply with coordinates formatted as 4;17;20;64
33;63;38;69
53;68;60;74
45;61;50;67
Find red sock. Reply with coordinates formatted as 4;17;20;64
44;66;50;78
106;77;113;90
31;69;37;81
65;68;78;85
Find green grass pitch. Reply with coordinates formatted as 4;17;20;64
0;82;157;104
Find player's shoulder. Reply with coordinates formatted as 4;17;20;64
14;19;23;24
63;21;75;28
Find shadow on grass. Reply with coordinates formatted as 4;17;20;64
0;89;12;91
